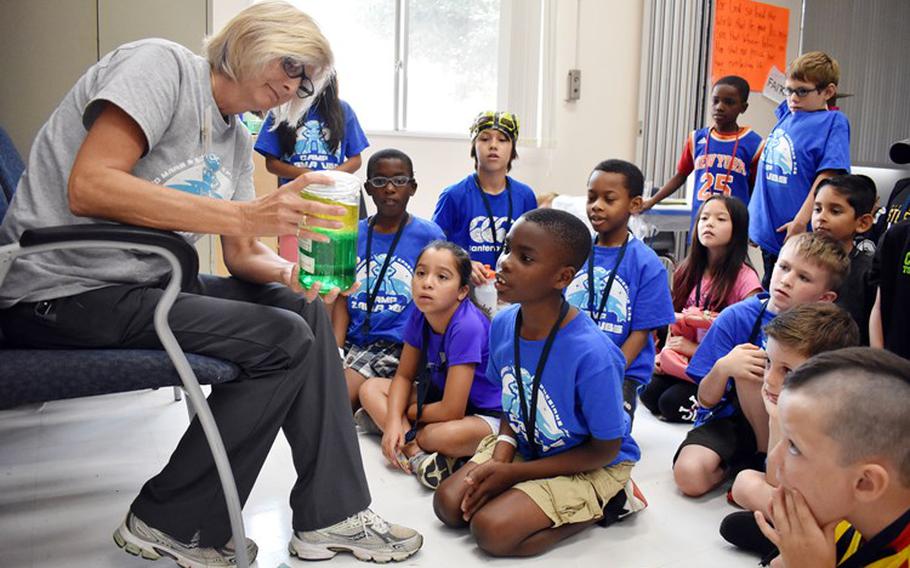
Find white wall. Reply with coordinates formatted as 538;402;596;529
362;0;645;220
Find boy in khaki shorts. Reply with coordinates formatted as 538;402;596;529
433;209;643;556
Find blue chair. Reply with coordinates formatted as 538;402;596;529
0;127;250;567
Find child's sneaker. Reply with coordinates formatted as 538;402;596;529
113;512;258;567
412;452;459;490
289;508;423;562
353;408;382;435
597;478;648;527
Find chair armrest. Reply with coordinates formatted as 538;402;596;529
19;224;199;290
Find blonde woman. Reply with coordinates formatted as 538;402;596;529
0;2;421;565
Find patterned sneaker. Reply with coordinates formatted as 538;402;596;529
353;408;382;436
413;452;457;490
597;478;648;527
289;508;423;562
113;512;258;567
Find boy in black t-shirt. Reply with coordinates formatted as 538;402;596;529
811;174;876;344
870;220;910;360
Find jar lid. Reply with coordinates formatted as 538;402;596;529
302;170;361;204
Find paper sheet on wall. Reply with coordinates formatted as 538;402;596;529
711;0;789;92
762;65;787;104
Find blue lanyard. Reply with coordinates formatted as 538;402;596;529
586;233;631;324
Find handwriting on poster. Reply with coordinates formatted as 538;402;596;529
711;0;789;91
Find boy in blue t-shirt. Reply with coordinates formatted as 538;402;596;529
748;51;851;289
432;111;537;285
332;149;444;409
434;209;643;557
642;75;763;229
672;232;849;498
566;159;675;423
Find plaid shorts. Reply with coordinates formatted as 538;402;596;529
342;340;403;379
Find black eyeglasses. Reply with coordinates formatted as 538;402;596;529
784;85;824;98
282;57;315;99
366;176;413;189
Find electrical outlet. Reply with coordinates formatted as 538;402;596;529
567;69;581;101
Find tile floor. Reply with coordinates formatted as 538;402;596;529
0;389;760;567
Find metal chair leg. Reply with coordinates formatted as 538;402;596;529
173;386;183;402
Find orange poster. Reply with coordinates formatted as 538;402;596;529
711;0;789;91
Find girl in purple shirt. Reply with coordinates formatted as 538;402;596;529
358;241;500;490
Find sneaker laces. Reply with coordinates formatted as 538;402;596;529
358;509;390;534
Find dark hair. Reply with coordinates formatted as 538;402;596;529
276;75;345;157
764;303;859;356
714;75;751;103
816;174;877;217
672;195;755;311
414;241;488;318
366;148;414;179
520;208;592;272
784;347;910;486
591;159;645;198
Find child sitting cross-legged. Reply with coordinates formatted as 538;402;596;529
755;348;910;567
672;232;849;498
433;209;643;557
719;303;859;561
332;149;445;409
357;241;501;490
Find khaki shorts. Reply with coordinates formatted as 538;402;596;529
469;434;634;527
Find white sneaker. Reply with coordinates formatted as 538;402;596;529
113;512;258;567
289;508;423;563
353;408;382;435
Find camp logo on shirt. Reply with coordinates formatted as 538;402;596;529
903;251;910;275
291;120;342;169
763;130;798;185
468;215;508;252
565;267;631;335
349;254;413;313
501;364;568;454
155;153;234;200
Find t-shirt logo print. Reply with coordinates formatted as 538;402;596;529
764;130;797;181
468;215;508;244
501;365;568;454
163;154;230;200
566;267;631;334
352;255;413;313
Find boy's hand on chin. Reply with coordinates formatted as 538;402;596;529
756;487;837;568
460;460;515;521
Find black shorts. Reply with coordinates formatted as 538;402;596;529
673;410;757;469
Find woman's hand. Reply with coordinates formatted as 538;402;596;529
277;264;361;303
460;460;515;521
239;172;345;238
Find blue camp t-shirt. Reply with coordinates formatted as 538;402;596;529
489;305;640;463
686;293;775;426
432;174;537;268
749;100;851;255
565;237;675;385
253;101;369;184
346;216;445;346
402;299;500;413
677;126;763;228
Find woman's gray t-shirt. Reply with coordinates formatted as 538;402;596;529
0;39;255;307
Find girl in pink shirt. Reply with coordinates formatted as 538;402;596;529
640;195;761;422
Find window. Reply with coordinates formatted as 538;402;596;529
287;0;549;140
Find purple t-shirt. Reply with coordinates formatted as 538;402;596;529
402;299;499;413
